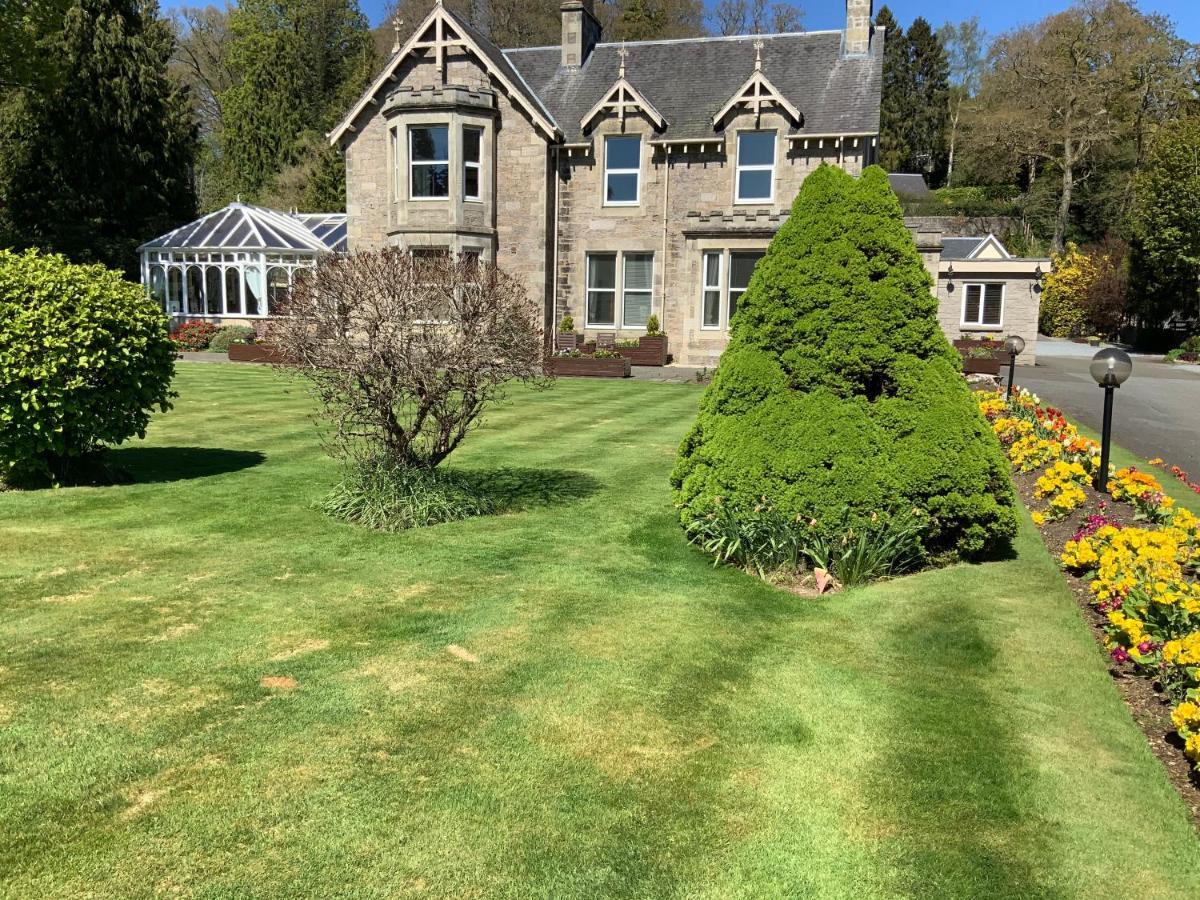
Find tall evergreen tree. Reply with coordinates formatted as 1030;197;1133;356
220;0;375;207
0;0;196;275
906;17;950;182
875;6;911;173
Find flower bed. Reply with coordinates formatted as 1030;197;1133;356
544;353;631;378
615;335;669;366
980;387;1200;814
953;338;1003;375
228;342;287;364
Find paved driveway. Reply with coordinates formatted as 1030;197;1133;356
1015;338;1200;474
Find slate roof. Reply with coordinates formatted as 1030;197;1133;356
503;29;884;143
887;172;931;199
939;237;988;261
139;204;346;254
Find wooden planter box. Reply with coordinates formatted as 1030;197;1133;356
545;356;632;378
228;343;286;364
616;335;669;366
953;339;1003;376
555;332;582;352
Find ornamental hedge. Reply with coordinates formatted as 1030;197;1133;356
0;249;175;483
672;165;1017;562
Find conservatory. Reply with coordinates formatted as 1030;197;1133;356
138;203;347;322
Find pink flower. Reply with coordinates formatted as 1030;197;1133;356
1111;646;1130;663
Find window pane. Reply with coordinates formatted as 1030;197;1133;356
224;268;241;314
606;172;638;203
729;251;764;289
703;252;721;288
463;127;481;163
205;266;222;314
983;283;1003;325
738;132;775;166
412;163;449;198
464;166;479;198
411;126;448;161
737;169;773;201
963;284;982;323
587;254;616;290
623;253;653;291
606;135;640;170
588;291;615;326
623;291;651;327
703;290;721;327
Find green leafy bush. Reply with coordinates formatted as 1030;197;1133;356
672;164;1017;571
208;325;257;353
645;314;662;336
0;249;175;483
593;349;623;359
559;315;575;332
321;455;494;531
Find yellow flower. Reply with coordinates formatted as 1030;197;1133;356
1031;511;1046;527
1171;701;1200;733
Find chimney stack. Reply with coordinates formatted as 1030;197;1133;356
561;0;601;69
844;0;873;56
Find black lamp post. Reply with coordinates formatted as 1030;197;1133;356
1003;334;1025;398
1089;348;1133;493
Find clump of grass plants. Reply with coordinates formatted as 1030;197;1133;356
321;455;494;531
687;500;927;588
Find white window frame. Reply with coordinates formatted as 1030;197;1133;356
698;248;766;331
734;131;776;204
409;124;450;201
603;135;641;207
961;281;1005;328
462;126;482;202
585;252;618;327
621;252;654;330
700;251;723;330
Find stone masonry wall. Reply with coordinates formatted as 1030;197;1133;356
556;110;867;366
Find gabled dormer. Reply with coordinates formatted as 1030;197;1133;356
580;49;667;134
711;40;801;130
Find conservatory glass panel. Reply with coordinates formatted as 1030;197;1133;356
186;266;204;315
167;268;183;313
267;267;289;310
205;266;222;314
149;266;166;309
224;267;241;315
243;267;263;316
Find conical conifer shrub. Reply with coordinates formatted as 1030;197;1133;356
673;164;1016;562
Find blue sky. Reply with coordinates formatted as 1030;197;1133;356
162;1;1200;42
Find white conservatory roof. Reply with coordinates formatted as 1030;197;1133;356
139;203;347;254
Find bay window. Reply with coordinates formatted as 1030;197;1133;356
735;131;776;203
962;282;1004;327
604;135;641;206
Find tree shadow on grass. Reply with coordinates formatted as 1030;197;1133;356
455;466;602;512
7;446;268;488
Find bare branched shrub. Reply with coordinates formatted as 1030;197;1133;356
270;249;546;468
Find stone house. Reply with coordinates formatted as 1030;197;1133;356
322;0;1040;366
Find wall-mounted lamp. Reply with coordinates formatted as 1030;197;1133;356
946;263;955;291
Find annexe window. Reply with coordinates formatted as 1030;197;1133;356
701;252;722;329
962;282;1004;327
699;249;765;329
586;253;618;326
463;126;482;201
735;132;776;203
186;265;204;315
728;251;763;319
224;267;242;315
604;135;641;206
410;125;450;199
205;266;223;315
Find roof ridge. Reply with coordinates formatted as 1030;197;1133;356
502;30;840;55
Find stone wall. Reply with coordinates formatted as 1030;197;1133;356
556;110;868;366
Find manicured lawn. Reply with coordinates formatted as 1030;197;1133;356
2;363;1197;898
